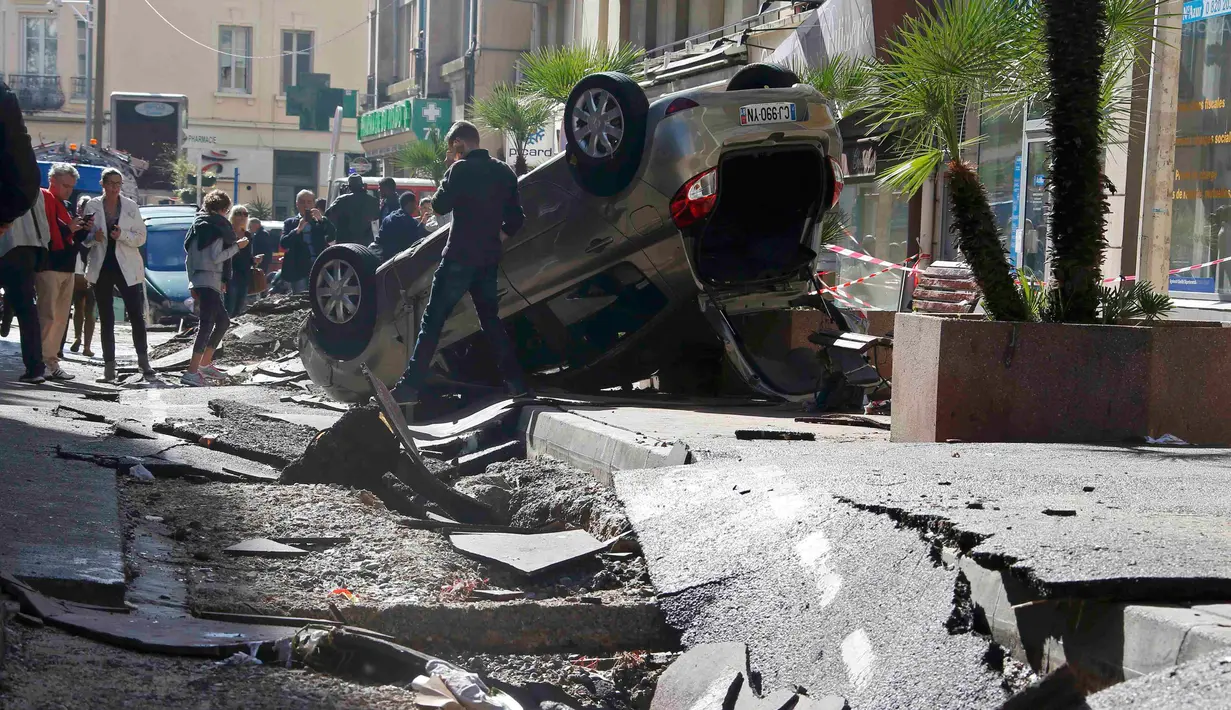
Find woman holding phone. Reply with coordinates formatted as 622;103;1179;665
81;168;152;381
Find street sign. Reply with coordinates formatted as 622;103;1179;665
350;157;372;175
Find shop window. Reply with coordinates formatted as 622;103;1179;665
977;111;1026;262
1171;14;1231;298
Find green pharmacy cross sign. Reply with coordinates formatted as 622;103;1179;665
359;97;452;141
286;73;358;131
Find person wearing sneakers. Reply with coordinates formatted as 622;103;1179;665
388;121;529;409
182;191;245;387
81;168;153;381
36;163;89;381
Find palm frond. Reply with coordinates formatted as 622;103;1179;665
878;148;946;196
391;129;449;186
798;55;878;118
471;83;557;151
518;43;646;103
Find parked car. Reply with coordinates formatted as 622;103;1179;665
300;64;844;402
141;214;195;324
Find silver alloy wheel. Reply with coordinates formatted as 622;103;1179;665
315;258;362;324
571;87;624;159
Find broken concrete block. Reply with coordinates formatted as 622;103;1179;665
650;642;749;710
223;538;310;558
470;588;525;602
448;530;607;576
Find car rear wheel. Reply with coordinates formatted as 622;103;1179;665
564;72;648;196
726;63;800;91
310;243;381;359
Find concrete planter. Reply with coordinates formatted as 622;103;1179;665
892;313;1231;444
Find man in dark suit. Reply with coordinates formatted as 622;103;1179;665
390;121;527;406
325;174;380;245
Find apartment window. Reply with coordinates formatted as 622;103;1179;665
76;20;88;77
281;30;313;93
22;16;58;76
218;26;252;94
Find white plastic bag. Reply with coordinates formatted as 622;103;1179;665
425;659;517;710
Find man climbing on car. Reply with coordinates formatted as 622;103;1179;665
390;121;529;410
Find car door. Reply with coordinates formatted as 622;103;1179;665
501;179;637;304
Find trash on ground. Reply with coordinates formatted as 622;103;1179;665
215;651;263;666
1042;509;1077;517
864;399;891;416
448;529;608;576
1145;433;1188;446
426;658;517;710
795;414;890;431
329;587;357;602
127;464;155;482
222;538;311;558
412;674;465;709
734;430;816;441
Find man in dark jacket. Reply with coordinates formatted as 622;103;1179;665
325;174;380;245
378;177;399;221
247;217;276;275
280;189;334;293
0;80;40;237
0;80;42;344
390;121;527;406
375;192;428;262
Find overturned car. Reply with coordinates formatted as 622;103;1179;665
300;64;847;403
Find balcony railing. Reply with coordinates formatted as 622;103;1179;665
10;74;66;112
72;76;88;99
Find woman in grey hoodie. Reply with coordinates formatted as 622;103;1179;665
182;190;247;386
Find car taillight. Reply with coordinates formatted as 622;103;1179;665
829;155;845;208
670;168;718;229
665;97;699;116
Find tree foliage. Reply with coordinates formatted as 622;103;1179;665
471;83;557;175
518;43;646;103
391;129;449;186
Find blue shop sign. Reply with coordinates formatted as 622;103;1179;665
1184;0;1231;23
1169;275;1216;292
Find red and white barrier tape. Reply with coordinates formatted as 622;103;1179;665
1101;254;1231;284
825;245;927;274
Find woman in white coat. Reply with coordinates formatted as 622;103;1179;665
81;168;153;381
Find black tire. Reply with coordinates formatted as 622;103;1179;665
563;72;649;196
726;63;800;91
309;243;381;359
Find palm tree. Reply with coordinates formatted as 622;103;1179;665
518;43;646;103
391;128;449;186
471;83;558;176
811;0;1159;322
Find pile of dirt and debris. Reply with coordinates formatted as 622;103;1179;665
455;652;674;710
156;400;320;468
146;294;311;383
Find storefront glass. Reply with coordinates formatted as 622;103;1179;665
977;111;1026;264
1172;10;1231;297
832;180;911;311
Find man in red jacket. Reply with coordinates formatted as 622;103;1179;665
36;163;87;380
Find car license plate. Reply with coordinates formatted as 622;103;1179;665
740;102;797;126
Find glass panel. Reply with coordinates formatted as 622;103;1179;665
298;31;313;78
145;224;190;271
976;111;1025;263
24;18;40;74
77;20;88;77
833;180;910;311
219;27;233;89
282;32;294;93
1171;15;1231;296
1021;140;1051;277
44;18;58;76
236;28;251;92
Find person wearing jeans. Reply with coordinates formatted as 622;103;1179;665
390;121;528;408
182;190;244;387
224;205;252;316
81;168;151;381
0;191;49;383
36;163;88;380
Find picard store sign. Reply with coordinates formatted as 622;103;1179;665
359;98;452;141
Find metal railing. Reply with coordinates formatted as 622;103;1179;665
72;76;88;99
642;2;819;69
9;74;66;112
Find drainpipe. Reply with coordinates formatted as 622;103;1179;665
464;0;480;116
417;0;428;97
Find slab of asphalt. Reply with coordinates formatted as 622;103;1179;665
615;460;1014;709
0;344;125;605
577;405;1231;600
1084;651;1231;709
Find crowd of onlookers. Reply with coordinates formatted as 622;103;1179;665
0;78;442;387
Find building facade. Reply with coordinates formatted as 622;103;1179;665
2;0;368;217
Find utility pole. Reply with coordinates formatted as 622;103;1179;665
1136;0;1182;291
91;0;106;143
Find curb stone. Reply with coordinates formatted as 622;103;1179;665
518;406;689;485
